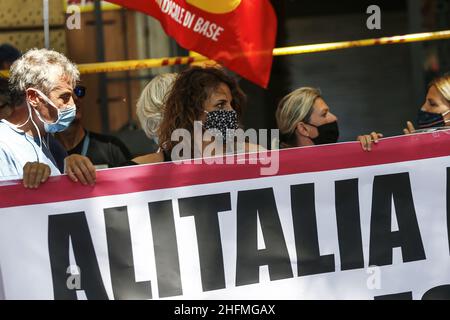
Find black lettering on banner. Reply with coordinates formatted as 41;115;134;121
48;212;108;300
374;292;413;300
375;286;450;300
236;188;293;286
422;285;450;300
335;179;364;270
104;206;152;299
291;184;335;276
447;168;450;256
178;193;231;292
369;173;426;266
148;200;182;298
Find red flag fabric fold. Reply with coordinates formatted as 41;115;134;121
106;0;277;88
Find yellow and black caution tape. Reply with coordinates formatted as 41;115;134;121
77;56;208;74
1;30;449;77
273;30;450;56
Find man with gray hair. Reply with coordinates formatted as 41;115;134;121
0;48;96;188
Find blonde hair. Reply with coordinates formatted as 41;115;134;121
430;74;450;102
136;73;177;139
275;87;321;147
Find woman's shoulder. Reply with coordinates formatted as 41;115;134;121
245;143;266;153
132;152;164;164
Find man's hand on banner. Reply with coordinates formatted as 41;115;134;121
357;131;383;151
64;154;96;186
403;121;416;135
22;162;51;189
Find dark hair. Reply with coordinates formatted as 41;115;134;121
0;44;21;67
0;77;11;107
158;66;246;151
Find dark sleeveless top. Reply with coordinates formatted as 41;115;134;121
163;149;172;162
119;149;171;167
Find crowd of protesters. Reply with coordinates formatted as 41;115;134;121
0;45;449;188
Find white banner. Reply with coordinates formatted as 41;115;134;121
1;131;450;300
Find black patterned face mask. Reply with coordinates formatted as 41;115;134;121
203;109;238;141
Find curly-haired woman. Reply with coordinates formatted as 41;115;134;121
132;66;261;164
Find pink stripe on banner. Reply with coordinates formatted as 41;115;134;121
1;131;450;208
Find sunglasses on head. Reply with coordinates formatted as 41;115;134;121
74;85;86;98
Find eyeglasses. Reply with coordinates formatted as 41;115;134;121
74;85;86;98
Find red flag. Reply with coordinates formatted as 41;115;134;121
106;0;277;88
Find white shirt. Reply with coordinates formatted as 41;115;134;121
0;119;61;181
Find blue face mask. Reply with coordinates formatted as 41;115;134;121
416;109;450;129
31;88;77;133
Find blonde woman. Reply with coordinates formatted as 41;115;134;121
136;73;177;144
132;73;177;164
276;87;382;151
403;74;450;134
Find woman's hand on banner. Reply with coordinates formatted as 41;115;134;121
357;132;383;151
403;121;416;135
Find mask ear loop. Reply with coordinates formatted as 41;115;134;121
29;88;61;125
443;110;450;123
14;100;32;128
27;88;58;149
301;122;318;139
24;100;42;162
25;91;44;151
202;110;210;129
30;107;43;150
11;90;45;161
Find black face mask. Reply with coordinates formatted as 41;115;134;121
416;109;450;129
309;121;339;145
203;109;238;142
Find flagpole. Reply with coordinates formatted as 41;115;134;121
43;0;50;49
